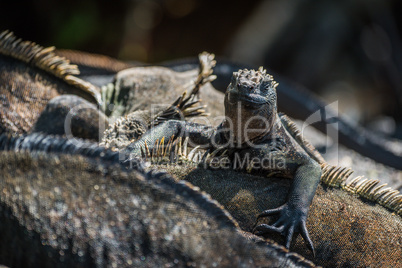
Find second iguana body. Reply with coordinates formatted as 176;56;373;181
0;30;213;143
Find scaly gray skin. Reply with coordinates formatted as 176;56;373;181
126;68;321;253
32;94;109;141
150;160;402;267
125;127;402;267
0;132;144;172
0;30;101;136
0;137;316;267
0;30;210;142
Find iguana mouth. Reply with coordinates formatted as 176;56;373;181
227;92;266;108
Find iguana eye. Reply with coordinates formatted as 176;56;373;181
261;83;270;91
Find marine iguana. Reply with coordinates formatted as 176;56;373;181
0;150;317;267
0;29;400;263
0;30;212;142
121;118;402;267
0;132;317;267
126;68;323;253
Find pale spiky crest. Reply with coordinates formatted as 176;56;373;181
184;51;216;102
138;135;402;217
139;136;205;164
152;91;208;125
195;52;216;86
321;164;354;187
0;30;101;105
320;163;402;216
232;67;277;91
258;66;267;74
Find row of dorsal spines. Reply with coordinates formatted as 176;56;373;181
137;136;206;164
0;30;102;105
321;163;402;216
194;51;217;94
0;30;79;78
232;67;275;89
137;138;402;217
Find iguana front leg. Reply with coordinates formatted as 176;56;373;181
253;153;321;255
125;120;215;156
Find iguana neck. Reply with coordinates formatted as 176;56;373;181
222;102;278;147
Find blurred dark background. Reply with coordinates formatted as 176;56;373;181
1;0;401;137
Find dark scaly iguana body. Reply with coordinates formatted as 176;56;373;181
126;121;402;267
0;31;102;136
0;136;316;267
148;158;402;267
127;68;322;253
0;30;212;142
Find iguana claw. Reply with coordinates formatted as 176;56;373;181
253;204;315;257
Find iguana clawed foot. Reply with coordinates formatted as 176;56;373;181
253;204;315;257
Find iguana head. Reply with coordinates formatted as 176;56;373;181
223;67;279;144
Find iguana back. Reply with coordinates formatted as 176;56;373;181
0;30;100;135
157;160;402;267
